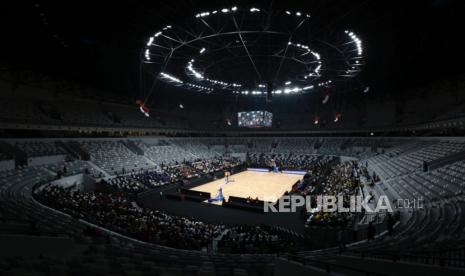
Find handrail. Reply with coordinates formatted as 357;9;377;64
1;115;465;136
345;248;465;268
280;253;390;275
428;149;465;170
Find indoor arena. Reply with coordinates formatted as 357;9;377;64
1;1;465;275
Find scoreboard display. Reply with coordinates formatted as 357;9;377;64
237;111;273;128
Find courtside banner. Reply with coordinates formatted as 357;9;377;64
246;168;306;175
281;170;307;175
247;168;269;172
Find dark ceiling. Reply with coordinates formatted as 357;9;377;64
4;0;465;100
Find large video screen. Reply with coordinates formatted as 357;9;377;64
238;111;273;128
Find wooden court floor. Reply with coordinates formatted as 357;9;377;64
190;170;303;202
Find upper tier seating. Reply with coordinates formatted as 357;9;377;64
144;143;196;165
0;152;12;160
13;141;66;157
0;98;52;124
174;139;221;159
103;103;162;128
368;141;465;179
2;70;465;132
79;141;154;175
55;100;113;126
274;138;317;154
44;160;102;178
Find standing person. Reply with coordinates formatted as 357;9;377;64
224;170;230;184
270;158;278;173
224;169;234;184
423;161;428;172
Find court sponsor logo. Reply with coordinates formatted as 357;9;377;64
263;195;396;213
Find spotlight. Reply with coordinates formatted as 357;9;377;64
303;86;313;90
160;72;183;83
147;37;154;46
145;49;151;61
322;94;330;104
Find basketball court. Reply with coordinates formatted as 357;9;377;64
190;170;303;203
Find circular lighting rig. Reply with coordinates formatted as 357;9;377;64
141;6;365;97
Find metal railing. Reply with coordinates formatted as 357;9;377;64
346;246;465;268
280;253;389;276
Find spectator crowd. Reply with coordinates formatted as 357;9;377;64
290;160;370;228
34;153;373;252
34;156;293;252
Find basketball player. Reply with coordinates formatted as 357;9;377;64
224;169;234;184
224;170;231;184
269;158;277;172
